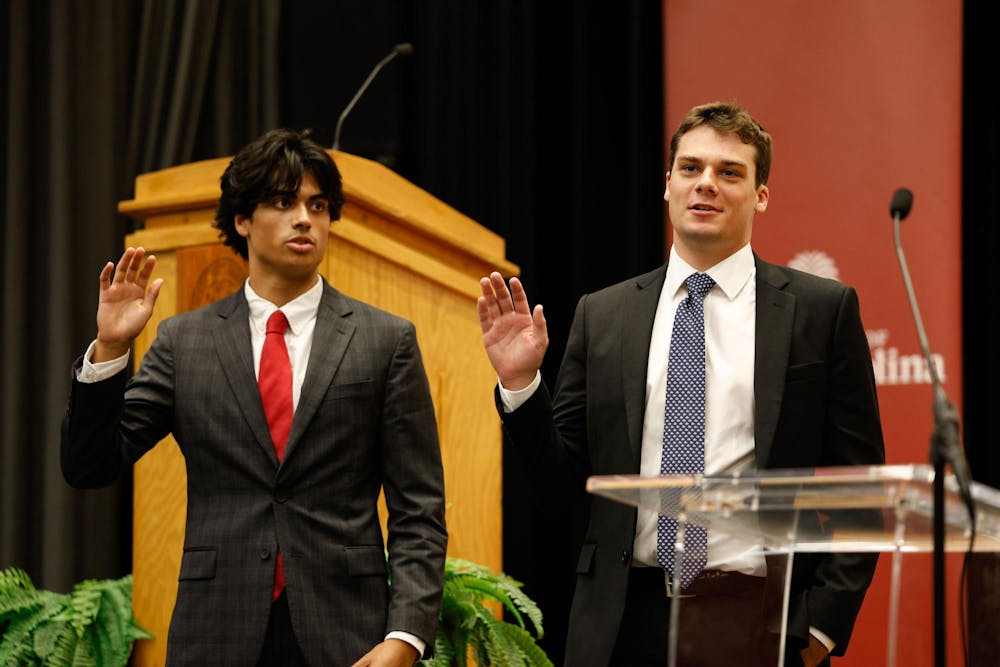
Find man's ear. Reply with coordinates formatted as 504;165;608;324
755;184;769;213
663;171;671;203
234;214;251;238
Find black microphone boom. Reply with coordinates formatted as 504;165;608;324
890;186;975;667
890;186;973;511
331;42;414;152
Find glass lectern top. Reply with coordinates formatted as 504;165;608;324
586;464;1000;553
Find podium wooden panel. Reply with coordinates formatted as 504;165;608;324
118;151;518;666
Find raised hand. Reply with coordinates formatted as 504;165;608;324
477;272;548;391
93;247;164;362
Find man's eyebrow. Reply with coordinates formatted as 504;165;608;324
676;155;748;169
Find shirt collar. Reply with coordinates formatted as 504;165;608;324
666;243;755;301
245;276;323;335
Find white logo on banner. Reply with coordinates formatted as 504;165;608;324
788;250;943;387
787;250;840;281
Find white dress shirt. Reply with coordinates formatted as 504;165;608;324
633;244;761;574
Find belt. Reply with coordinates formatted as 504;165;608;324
630;566;764;598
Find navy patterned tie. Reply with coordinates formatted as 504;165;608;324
656;272;715;589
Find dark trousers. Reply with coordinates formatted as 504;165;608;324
257;591;309;667
610;567;801;667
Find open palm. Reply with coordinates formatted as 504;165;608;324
477;272;548;390
94;247;163;359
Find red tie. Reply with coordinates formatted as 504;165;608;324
259;310;292;601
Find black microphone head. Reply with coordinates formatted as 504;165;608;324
394;43;414;57
890;188;914;220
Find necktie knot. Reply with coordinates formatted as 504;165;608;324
266;310;289;336
684;273;715;302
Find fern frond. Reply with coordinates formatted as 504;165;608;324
500;623;555;667
0;570;147;667
92;596;124;665
0;596;64;665
0;567;42;618
449;625;472;667
446;567;545;639
55;584;102;639
477;609;518;667
449;575;527;630
430;556;553;666
417;632;456;667
0;566;36;592
31;618;67;659
41;621;80;667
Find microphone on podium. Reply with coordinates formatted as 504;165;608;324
891;186;975;667
889;187;974;516
331;42;414;152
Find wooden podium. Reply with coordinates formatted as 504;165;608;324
118;152;517;666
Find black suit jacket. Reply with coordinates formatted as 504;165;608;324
499;256;885;666
62;280;448;666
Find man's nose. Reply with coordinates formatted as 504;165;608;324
292;201;311;225
695;170;718;194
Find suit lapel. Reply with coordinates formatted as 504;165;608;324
213;291;280;466
282;282;356;462
753;257;794;467
622;266;667;467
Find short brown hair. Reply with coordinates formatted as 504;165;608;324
668;101;772;188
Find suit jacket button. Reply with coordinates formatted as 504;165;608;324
621;550;631;565
259;549;271;560
274;494;287;504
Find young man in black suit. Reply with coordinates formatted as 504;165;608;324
478;101;885;666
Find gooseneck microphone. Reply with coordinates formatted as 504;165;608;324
890;187;913;220
332;42;414;152
889;187;974;515
890;186;974;667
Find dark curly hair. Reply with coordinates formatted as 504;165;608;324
213;128;344;260
668;101;773;189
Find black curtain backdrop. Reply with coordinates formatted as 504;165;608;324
1;0;283;591
2;0;995;664
961;1;1000;663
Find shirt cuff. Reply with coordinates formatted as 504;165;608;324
76;340;130;383
385;631;425;658
809;626;835;653
497;371;542;412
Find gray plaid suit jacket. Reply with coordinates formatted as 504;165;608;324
62;279;447;666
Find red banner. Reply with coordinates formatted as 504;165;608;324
663;0;963;664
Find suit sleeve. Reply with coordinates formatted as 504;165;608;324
379;323;448;653
805;285;886;654
494;294;593;511
61;320;176;488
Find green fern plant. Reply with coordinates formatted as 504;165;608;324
0;567;152;666
421;557;553;667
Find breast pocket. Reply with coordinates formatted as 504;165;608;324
323;379;376;403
